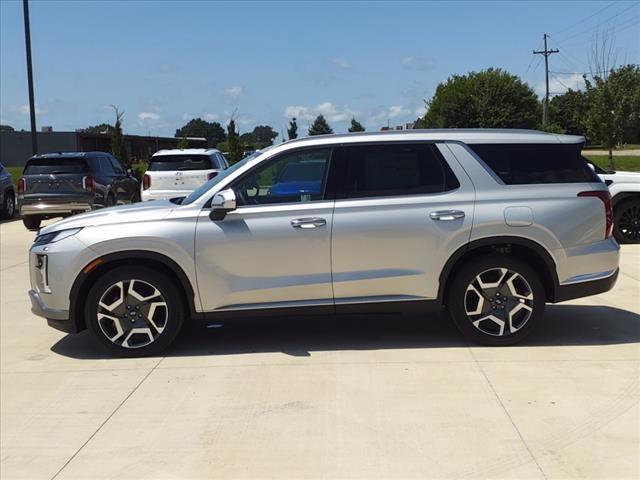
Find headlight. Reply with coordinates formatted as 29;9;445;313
33;228;82;247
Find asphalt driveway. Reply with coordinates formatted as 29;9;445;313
1;217;638;480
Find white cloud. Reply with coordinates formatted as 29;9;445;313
182;113;195;121
20;104;44;115
284;102;358;123
401;56;435;71
538;73;585;96
225;85;244;98
203;113;220;121
414;104;427;117
330;58;351;69
388;105;409;119
138;112;160;121
285;105;314;121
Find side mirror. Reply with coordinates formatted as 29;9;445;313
209;188;236;221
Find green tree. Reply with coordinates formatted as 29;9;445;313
549;89;588;138
226;117;244;164
0;124;15;132
252;125;278;148
110;105;129;168
420;68;541;129
287;117;298;140
308;114;333;136
584;65;640;168
176;136;189;149
175;118;226;147
84;123;114;134
348;117;365;132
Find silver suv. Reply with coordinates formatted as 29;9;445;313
28;130;620;356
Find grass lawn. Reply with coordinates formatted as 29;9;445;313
584;155;640;172
6;167;22;190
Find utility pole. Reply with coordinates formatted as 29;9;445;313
22;0;38;154
533;33;559;126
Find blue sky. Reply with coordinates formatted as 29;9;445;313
1;1;638;138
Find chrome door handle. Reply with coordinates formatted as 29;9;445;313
291;218;326;228
430;210;465;221
291;217;327;229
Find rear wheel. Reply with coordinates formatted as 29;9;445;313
86;266;185;356
1;191;15;219
447;255;545;346
22;215;41;231
613;198;640;244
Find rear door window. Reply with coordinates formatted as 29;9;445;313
468;143;600;184
331;143;459;198
23;158;88;175
149;154;213;171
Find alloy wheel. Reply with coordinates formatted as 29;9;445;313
5;195;15;217
618;203;640;242
97;279;168;348
464;268;534;337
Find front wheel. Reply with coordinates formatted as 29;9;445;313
85;266;185;356
613;198;640;244
447;255;545;346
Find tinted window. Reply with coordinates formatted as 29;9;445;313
149;154;213;171
109;156;125;174
233;148;331;206
24;158;88;175
469;143;600;184
333;143;459;198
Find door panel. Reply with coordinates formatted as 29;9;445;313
330;143;476;303
194;202;334;311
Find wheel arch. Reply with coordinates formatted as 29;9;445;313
69;250;199;332
438;236;560;305
612;192;639;208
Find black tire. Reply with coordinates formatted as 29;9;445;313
1;191;15;219
85;266;185;357
22;215;42;231
447;254;545;346
613;198;640;244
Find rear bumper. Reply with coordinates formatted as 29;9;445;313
18;196;93;215
141;189;190;201
554;268;619;303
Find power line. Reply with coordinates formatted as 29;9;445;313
553;1;619;36
533;33;560;125
557;2;639;42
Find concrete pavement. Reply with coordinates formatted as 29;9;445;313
1;217;638;480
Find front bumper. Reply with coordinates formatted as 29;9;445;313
29;289;68;320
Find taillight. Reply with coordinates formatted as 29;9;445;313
83;175;95;192
578;190;613;239
207;172;218;180
142;174;151;190
18;177;26;194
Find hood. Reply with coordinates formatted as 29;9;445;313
609;170;640;182
39;201;176;234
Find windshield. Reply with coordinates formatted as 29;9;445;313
181;150;268;205
149;154;213;171
24;158;88;175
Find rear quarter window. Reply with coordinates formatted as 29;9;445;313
468;143;600;184
149;154;213;171
23;158;88;175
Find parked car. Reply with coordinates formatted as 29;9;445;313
18;152;140;231
588;161;640;244
0;162;16;219
141;149;228;201
28;129;619;356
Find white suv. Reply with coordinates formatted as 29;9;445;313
141;148;228;201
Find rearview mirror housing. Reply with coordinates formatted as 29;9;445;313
209;188;236;221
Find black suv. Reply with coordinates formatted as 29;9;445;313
18;152;140;230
